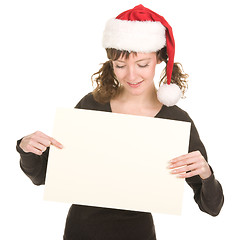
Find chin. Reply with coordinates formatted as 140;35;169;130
127;84;151;96
127;88;144;96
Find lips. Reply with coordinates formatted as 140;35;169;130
127;80;144;88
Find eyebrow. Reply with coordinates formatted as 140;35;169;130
116;58;151;63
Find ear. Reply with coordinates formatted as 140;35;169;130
156;58;162;64
156;53;162;64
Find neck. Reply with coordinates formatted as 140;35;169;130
116;84;160;107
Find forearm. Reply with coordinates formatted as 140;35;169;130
199;173;224;216
16;139;49;185
187;171;224;216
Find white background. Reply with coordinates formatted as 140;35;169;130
1;0;234;239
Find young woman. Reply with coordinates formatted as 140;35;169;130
16;5;224;240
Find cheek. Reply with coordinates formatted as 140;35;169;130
150;66;156;78
113;69;125;81
142;66;156;80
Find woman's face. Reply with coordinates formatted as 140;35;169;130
112;52;158;96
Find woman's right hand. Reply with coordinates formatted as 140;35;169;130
19;131;63;156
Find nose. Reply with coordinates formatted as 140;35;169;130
127;65;138;82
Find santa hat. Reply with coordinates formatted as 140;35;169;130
102;4;182;106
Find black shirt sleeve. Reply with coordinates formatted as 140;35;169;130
16;94;91;186
16;139;49;185
157;105;224;216
186;119;224;216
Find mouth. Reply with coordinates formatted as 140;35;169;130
127;80;144;88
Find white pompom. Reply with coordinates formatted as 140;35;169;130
157;83;182;107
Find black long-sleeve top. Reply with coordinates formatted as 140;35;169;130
16;92;224;240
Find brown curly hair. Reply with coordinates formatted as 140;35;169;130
91;47;188;104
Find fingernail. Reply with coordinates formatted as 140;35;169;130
177;175;183;178
168;164;174;169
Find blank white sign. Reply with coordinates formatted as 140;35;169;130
44;108;191;215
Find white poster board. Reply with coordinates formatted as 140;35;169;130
44;108;191;215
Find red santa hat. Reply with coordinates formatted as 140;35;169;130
102;4;182;106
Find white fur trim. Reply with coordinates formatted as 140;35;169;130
102;18;166;52
157;84;182;107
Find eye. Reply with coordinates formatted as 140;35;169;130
138;64;149;68
115;65;125;69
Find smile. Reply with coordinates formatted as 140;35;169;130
127;80;144;88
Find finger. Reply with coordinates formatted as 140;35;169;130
36;136;52;148
34;131;63;149
170;151;200;163
169;156;199;169
30;141;47;153
170;162;200;175
27;144;43;156
49;137;63;149
177;169;201;179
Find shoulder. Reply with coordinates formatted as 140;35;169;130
161;105;207;158
75;92;110;112
158;105;192;123
74;92;95;108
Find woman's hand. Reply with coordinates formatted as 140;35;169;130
168;150;212;180
19;131;63;156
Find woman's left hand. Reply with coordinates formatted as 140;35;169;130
168;150;212;179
